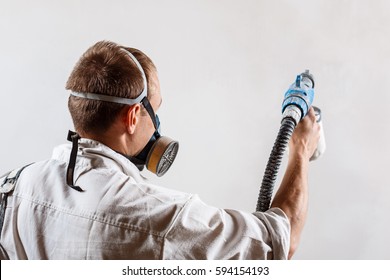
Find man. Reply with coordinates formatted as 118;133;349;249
0;41;319;259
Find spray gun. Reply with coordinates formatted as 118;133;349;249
282;70;315;125
256;70;325;212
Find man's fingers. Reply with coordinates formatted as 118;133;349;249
307;107;316;123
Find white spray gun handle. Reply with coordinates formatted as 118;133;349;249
310;106;326;161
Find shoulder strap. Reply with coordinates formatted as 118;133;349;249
0;163;32;234
0;163;33;259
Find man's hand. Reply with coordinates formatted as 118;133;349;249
289;107;321;161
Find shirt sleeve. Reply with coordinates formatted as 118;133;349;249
162;194;290;260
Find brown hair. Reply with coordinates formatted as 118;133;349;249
66;40;156;135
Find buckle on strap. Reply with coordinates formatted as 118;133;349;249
0;164;32;194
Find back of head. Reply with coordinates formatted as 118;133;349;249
66;40;156;135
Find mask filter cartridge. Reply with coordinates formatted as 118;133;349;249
146;136;179;176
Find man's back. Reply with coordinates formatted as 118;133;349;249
1;139;191;259
0;139;289;259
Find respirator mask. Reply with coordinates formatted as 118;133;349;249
69;49;179;178
128;97;179;177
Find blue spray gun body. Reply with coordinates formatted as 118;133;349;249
256;70;322;212
282;70;315;125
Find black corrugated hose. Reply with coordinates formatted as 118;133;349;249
256;117;296;212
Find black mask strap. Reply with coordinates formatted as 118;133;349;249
66;131;84;192
123;153;146;172
141;97;158;130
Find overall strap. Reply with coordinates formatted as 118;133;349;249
0;163;32;260
0;164;32;238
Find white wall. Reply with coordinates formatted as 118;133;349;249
1;0;389;259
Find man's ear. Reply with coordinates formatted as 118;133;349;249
124;104;141;134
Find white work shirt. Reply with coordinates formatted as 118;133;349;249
0;138;290;259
